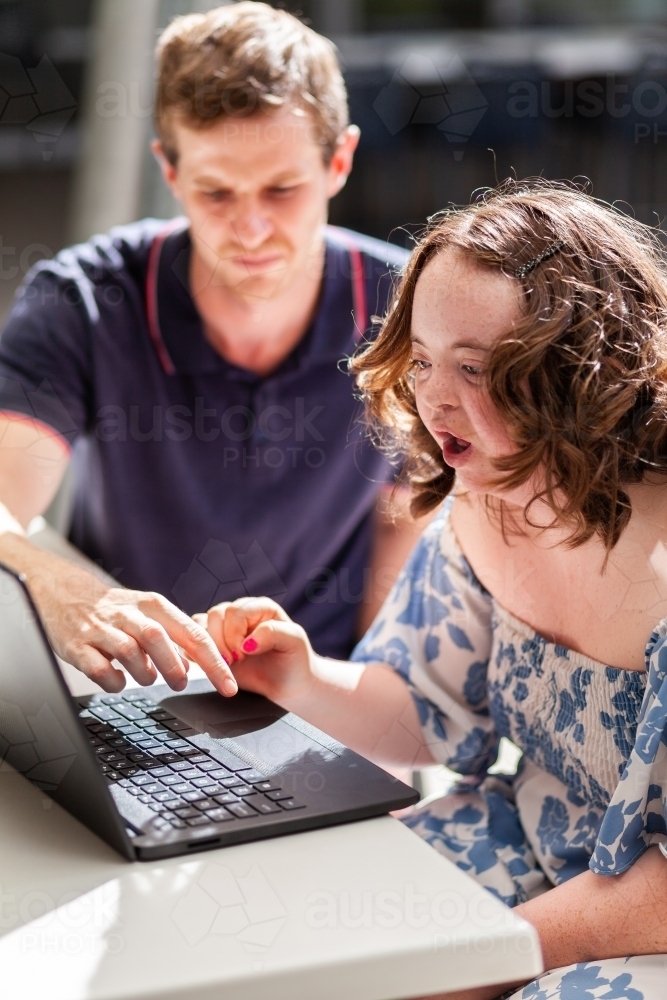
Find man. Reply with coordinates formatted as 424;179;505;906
0;3;416;697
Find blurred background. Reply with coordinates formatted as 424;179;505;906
2;0;667;324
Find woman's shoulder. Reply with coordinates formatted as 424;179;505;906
449;484;667;670
400;498;492;605
402;498;458;565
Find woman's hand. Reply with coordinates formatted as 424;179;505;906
198;598;436;769
194;597;316;705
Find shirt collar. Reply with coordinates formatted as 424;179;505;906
151;221;360;378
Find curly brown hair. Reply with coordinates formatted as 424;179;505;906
352;179;667;550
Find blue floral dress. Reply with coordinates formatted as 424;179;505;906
352;505;667;1000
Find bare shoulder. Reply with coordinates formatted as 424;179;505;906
449;485;667;671
449;490;487;544
449;491;521;584
625;479;667;544
615;482;667;605
449;492;541;614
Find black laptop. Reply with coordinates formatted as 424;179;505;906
0;565;418;860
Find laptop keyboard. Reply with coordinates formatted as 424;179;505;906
80;691;305;834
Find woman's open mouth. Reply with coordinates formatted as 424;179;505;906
442;432;472;466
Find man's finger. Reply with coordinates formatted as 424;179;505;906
94;624;161;686
76;646;126;693
140;594;238;696
119;615;187;690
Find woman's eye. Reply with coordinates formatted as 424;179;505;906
410;359;430;371
462;364;484;377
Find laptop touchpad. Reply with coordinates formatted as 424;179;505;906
160;691;286;739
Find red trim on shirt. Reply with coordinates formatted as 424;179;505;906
0;410;72;455
145;222;181;375
326;227;368;342
146;223;369;371
349;242;367;343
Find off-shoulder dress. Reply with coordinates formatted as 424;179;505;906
352;504;667;999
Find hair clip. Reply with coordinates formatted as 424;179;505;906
514;240;565;279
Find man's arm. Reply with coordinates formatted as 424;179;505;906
0;413;70;527
358;485;435;636
0;413;238;696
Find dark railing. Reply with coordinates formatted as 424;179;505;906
330;30;667;244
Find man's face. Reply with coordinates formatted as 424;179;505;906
156;107;358;301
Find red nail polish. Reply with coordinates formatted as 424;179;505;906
242;637;258;653
231;650;239;662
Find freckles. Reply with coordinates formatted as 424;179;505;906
414;389;429;423
413;373;438;407
469;394;513;456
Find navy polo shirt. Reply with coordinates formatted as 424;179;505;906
0;219;407;658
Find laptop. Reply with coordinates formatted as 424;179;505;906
0;565;419;860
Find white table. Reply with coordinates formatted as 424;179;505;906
0;768;542;1000
0;658;542;1000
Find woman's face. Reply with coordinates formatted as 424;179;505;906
411;247;523;497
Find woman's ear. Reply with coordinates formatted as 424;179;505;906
326;125;361;199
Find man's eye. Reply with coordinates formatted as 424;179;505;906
267;186;297;198
203;190;231;202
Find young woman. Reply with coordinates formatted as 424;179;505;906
198;181;667;999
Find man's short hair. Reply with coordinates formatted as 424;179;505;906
155;2;349;165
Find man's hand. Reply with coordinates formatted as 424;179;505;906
0;532;238;696
194;597;315;705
